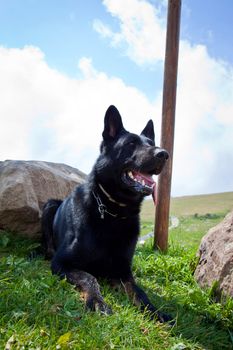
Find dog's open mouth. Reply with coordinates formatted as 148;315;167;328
122;170;155;195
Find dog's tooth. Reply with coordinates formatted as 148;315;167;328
128;171;133;178
142;179;145;186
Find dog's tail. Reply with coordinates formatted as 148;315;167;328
41;199;62;259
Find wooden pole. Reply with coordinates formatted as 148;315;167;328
154;0;181;251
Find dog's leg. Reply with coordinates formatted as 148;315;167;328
66;270;112;314
121;278;172;323
52;261;112;315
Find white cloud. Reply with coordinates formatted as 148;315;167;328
174;41;233;195
93;19;114;40
93;0;233;196
93;0;166;65
0;46;161;174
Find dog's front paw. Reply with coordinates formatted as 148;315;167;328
145;304;174;324
156;310;175;325
86;297;112;315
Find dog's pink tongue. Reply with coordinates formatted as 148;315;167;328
132;171;155;187
132;171;157;203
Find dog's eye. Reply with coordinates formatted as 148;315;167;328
126;141;135;147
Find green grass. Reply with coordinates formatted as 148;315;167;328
169;214;225;251
1;192;233;349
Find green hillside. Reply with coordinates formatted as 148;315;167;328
141;191;233;222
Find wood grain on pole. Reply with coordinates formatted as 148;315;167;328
154;0;181;251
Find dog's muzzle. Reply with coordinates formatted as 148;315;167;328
121;148;169;195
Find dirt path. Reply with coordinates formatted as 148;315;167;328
138;216;179;245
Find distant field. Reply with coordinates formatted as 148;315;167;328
141;191;233;222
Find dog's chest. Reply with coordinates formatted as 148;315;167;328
86;219;137;251
77;219;138;274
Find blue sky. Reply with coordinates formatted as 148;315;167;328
0;0;233;196
0;0;165;98
1;0;232;97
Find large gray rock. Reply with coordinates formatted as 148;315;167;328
195;211;233;298
0;160;86;237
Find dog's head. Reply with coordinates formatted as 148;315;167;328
96;105;169;198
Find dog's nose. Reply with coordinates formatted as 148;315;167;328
155;149;169;160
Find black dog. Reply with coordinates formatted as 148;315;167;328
42;105;170;322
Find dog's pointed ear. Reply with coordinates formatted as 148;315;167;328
141;119;155;142
102;105;124;140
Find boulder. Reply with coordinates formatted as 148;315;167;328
0;160;86;237
195;211;233;298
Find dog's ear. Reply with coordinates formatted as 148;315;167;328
141;119;155;142
102;105;124;141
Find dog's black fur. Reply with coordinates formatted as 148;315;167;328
42;105;170;321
